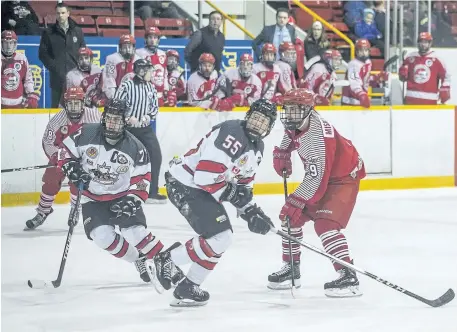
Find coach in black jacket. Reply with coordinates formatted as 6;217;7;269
252;8;296;61
39;3;85;107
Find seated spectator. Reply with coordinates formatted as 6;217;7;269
373;1;386;38
1;0;40;35
343;1;367;31
354;8;384;56
135;1;181;21
303;21;330;61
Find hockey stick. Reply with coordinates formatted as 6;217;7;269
27;182;84;289
1;164;51;173
269;225;455;307
383;55;399;71
282;171;297;293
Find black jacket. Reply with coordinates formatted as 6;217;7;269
252;24;296;61
303;36;329;61
1;1;40;35
184;26;225;73
38;18;85;88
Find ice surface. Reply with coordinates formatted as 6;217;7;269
2;188;457;332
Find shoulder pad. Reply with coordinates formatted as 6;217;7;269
213;120;249;161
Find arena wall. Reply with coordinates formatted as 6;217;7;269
1;105;455;207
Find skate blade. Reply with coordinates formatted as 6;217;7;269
145;199;167;205
267;279;301;290
170;298;208;307
325;286;363;298
149;265;165;294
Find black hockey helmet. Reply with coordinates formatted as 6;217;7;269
134;59;153;81
102;99;127;142
244;99;277;141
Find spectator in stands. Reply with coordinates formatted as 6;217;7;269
354;8;384;56
39;2;85;108
1;0;40;35
252;8;296;61
373;1;387;39
303;21;330;61
134;1;181;21
184;11;225;73
343;1;367;31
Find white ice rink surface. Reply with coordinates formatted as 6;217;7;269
2;188;457;332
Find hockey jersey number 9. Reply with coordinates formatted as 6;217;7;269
168;120;264;201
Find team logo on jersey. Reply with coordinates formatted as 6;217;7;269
413;64;431;84
73;36;78;43
90;162;119;185
244;86;252;94
86;147;98;159
169;77;177;85
117;153;128;164
409;57;415;63
121;63;126;70
425;59;433;67
61;126;68;135
2;68;20;91
135;179;148;191
14;63;22;71
238;155;248;166
214;174;225;183
260;72;266;79
216;215;227;223
82;79;88;87
116;165;129;174
86;159;94;166
231;166;240;175
158;55;166;64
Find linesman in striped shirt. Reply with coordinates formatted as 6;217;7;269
114;59;166;204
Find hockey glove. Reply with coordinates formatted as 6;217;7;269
357;92;371;108
23;93;39;108
273;146;292;177
220;183;253;209
165;90;177;107
314;95;330;106
399;65;409;81
240;204;272;235
439;85;451;104
279;195;306;228
110;196;142;219
61;160;91;189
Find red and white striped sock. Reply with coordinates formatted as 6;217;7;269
37;193;55;215
319;230;351;271
135;232;164;259
105;233;139;262
281;226;302;262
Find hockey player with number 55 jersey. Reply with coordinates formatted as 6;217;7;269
151;99;278;307
57;99;179;284
270;89;366;297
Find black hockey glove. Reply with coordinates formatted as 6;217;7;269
240;204;273;235
61;160;91;189
220;183;253;209
110;196;142;219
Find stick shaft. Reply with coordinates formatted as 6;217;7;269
1;164;51;173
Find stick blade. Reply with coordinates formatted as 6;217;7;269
27;279;48;289
427;288;455;308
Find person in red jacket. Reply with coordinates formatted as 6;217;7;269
399;32;451;105
268;88;366;298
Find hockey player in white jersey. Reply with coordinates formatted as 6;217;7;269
166;49;186;100
275;42;297;97
187;53;219;109
252;43;283;103
151;99;277;307
66;47;101;90
57;98;174;283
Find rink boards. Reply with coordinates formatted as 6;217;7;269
1;105;456;206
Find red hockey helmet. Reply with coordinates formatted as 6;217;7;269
418;32;433;42
355;38;371;49
64;87;85;122
239;53;254;78
119;34;135;59
119;34;136;45
280;88;315;130
166;49;180;59
1;30;17;57
199;53;216;64
199;53;215;78
145;26;161;37
323;49;342;70
279;41;295;53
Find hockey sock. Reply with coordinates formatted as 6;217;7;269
91;225;139;262
36;193;55;215
282;225;302;262
315;219;351;271
121;225;164;259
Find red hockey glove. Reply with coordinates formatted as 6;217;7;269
377;71;389;83
314;95;330;105
208;96;220;110
357;92;371;108
49;152;59;166
279;195;306;228
439;85;450;104
23;93;39;108
229;94;245;107
273;146;292;177
216;98;234;112
399;65;409;81
271;93;284;106
165;90;177;107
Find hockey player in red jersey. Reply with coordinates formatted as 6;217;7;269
269;89;366;297
102;34;141;99
275;42;297;97
166;49;186;100
212;53;262;111
24;87;101;230
187;53;219;109
1;30;39;109
299;49;341;105
252;43;283;103
151;99;277;307
56;98;182;283
136;27;176;107
66;47;101;89
399;32;451;105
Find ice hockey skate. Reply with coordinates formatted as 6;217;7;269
267;261;301;290
170;277;209;307
151;243;184;293
24;209;53;231
324;264;362;298
134;254;154;283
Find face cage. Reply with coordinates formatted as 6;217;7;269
245;111;272;139
146;35;159;49
199;62;214;78
2;40;17;56
78;55;91;72
356;47;370;60
262;51;276;67
120;44;135;59
280;50;297;65
167;57;178;70
239;61;253;78
65;99;84;121
280;104;313;130
103;113;125;140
